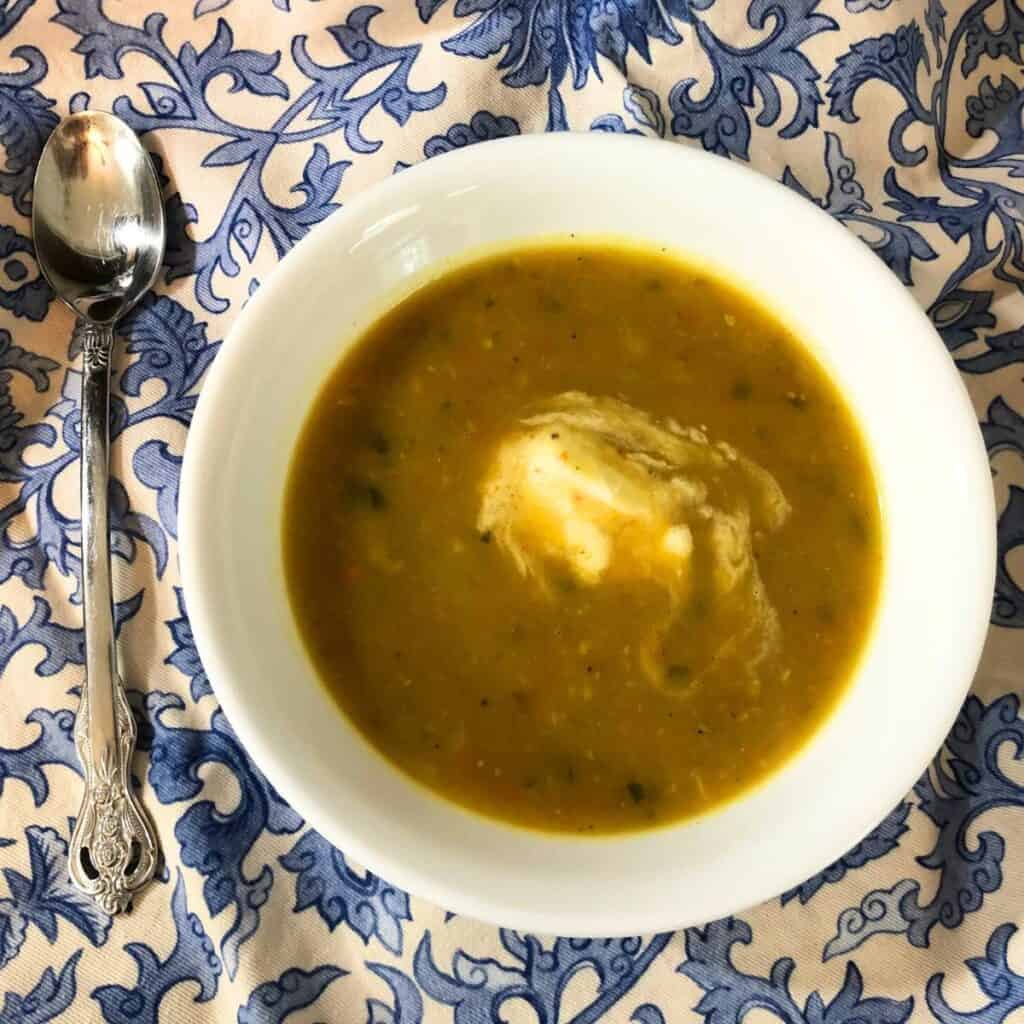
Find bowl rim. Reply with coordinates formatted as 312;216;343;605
179;131;996;935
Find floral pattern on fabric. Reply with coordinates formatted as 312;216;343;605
0;0;1022;1018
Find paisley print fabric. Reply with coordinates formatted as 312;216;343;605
0;0;1022;1019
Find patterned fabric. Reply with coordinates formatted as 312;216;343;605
0;0;1022;1019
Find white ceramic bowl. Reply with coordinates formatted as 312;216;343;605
180;133;995;936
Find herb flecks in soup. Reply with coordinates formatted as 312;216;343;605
284;242;882;834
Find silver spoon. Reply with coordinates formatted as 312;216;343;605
33;111;163;913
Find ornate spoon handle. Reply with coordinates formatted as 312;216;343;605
68;318;158;914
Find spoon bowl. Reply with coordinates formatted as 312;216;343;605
33;111;163;322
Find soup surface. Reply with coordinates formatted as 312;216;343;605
284;241;882;834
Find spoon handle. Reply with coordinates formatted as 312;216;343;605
68;318;158;914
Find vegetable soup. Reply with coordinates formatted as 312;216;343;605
283;241;882;833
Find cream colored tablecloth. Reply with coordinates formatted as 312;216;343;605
1;0;1022;1019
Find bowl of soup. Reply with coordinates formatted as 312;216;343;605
179;132;995;936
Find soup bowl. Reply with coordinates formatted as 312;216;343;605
179;132;995;936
